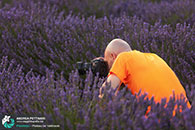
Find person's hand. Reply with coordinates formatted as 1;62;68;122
99;86;104;99
98;93;104;99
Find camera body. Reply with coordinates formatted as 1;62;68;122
77;58;109;78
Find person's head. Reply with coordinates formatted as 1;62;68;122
104;39;132;70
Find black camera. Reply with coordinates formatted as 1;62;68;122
77;58;109;78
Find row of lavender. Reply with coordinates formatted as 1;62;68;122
1;0;195;26
0;2;194;84
0;57;194;129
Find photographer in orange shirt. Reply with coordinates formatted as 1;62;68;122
99;39;191;111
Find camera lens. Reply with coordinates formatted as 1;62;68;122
77;62;83;69
84;63;91;69
77;62;84;75
76;62;91;75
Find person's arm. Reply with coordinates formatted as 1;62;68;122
99;52;130;98
99;74;121;98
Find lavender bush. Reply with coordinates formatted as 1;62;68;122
0;0;194;129
1;0;194;25
0;57;194;130
0;3;194;84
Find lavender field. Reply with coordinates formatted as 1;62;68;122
0;0;194;130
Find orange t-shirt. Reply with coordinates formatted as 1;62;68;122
110;50;190;108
